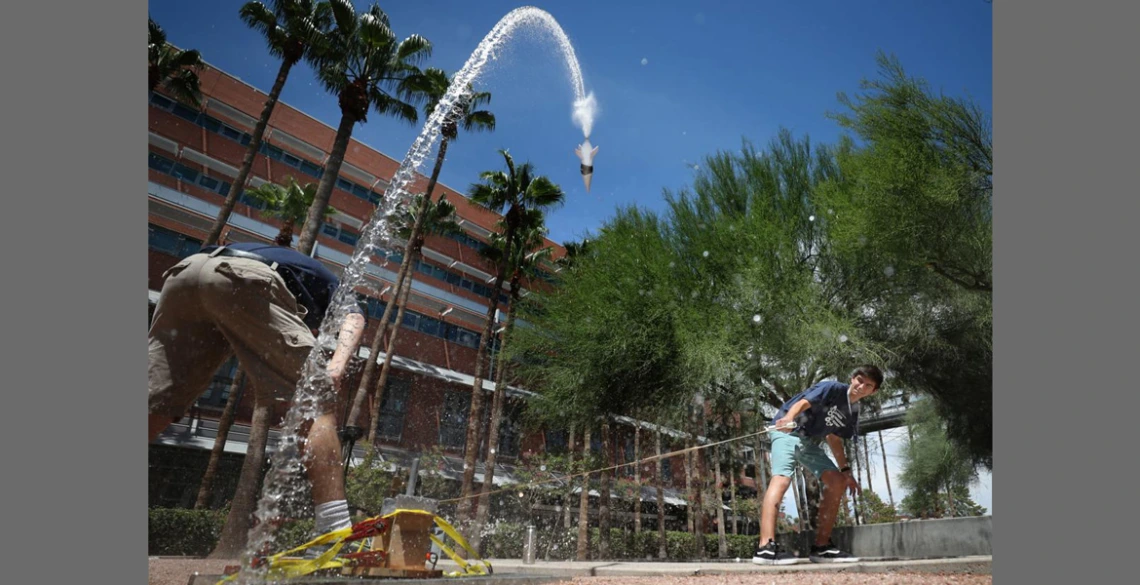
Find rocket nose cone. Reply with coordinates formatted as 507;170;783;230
583;174;592;192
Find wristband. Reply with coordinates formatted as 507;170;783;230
840;466;851;473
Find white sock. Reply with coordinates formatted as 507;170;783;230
314;499;352;534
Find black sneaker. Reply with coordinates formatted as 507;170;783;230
808;541;860;563
752;539;798;565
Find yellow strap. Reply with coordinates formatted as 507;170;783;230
215;510;493;584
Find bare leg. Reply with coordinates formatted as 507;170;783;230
814;471;847;546
149;414;176;443
759;475;792;544
304;412;347;506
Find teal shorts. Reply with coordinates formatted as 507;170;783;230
769;431;840;479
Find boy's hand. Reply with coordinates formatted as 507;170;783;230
774;416;796;433
843;470;862;496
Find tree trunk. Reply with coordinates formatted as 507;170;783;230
208;398;273;558
204;58;296;247
632;423;641;536
563;424;576;531
472;283;519;551
349;196;429;442
598;422;612;559
458;224;516;523
683;440;695;533
576;427;591;561
729;463;738;536
753;416;765;530
366;250;419;444
195;367;245;509
691;407;706;559
846;442;861;525
878;431;895;507
713;446;727;557
792;468;806;532
945;481;957;518
863;437;873;489
297;109;356;255
655;429;667;559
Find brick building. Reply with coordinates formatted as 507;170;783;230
147;63;758;530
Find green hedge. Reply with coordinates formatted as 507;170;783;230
481;524;759;561
148;508;315;557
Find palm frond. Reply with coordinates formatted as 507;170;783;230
395;34;432;65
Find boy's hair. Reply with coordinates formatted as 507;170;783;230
852;365;884;389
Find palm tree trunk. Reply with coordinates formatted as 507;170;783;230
654;430;666;559
684;443;694;533
598;422;612;559
297;110;356;255
563;424;576;531
691;407;706;559
792;469;806;532
350;195;431;445
208;397;273;558
204;57;296;246
945;481;956;518
472;284;520;550
576;427;591;561
349;136;449;435
366;248;419;442
632;423;641;537
878;431;895;507
713;446;727;557
195;367;245;509
458;227;515;522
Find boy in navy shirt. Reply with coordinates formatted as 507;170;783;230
752;365;883;565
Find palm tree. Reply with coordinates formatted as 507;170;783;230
295;1;432;255
148;18;204;107
472;212;553;548
203;0;333;247
247;176;335;245
361;194;462;447
207;176;332;558
343;68;494;445
458;150;565;522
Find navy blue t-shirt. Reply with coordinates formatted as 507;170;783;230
772;381;860;440
201;242;364;331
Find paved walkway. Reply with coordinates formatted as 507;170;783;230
167;555;992;585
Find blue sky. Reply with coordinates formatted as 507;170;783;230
149;0;991;247
150;0;993;515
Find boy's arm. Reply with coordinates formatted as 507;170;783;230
774;399;812;431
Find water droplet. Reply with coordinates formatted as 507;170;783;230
640;57;648;66
540;465;547;471
809;215;816;222
884;266;895;277
702;250;709;258
752;314;762;323
691;290;699;299
839;334;849;343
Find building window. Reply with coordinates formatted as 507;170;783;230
149;224;202;259
199;356;242;408
148;152;175;174
591;433;602;454
498;401;523;458
620;436;635;478
439;391;469;449
300;161;323;178
376;377;410;441
545;429;568;455
337;178;353;192
337;228;359;246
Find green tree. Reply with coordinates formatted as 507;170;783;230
818;52;992;468
203;0;334;247
148;18;203;106
344;67;493;442
854;489;899;524
898;400;980;519
295;0;431;254
363;193;462;446
458;150;564;523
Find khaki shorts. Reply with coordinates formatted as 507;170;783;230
148;253;332;418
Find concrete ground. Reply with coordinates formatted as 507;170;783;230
153;556;992;585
